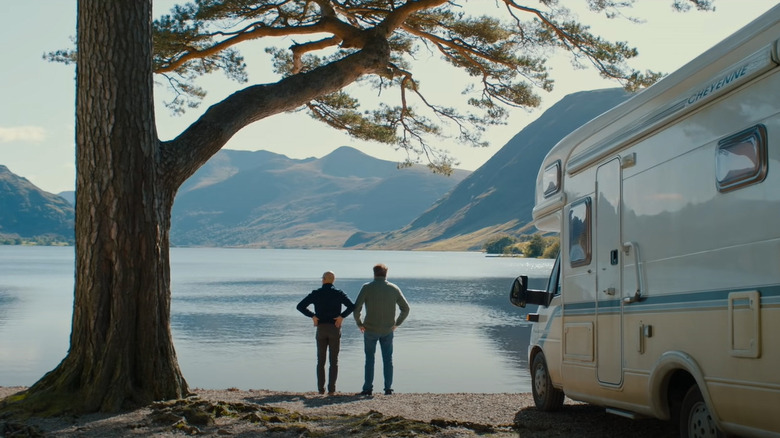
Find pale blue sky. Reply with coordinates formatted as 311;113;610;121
0;1;776;194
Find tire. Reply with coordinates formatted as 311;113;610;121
531;352;565;411
679;386;724;438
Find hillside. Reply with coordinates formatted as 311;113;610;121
2;88;632;250
0;165;74;244
170;147;470;248
348;88;633;251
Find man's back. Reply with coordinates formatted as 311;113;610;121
354;278;410;334
296;283;354;324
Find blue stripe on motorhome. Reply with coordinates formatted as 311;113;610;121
531;286;780;351
536;305;562;350
557;285;780;316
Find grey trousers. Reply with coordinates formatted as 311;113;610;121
315;323;341;393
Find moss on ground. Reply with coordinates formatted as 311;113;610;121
2;395;510;437
148;398;504;436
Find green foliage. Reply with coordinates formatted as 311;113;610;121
48;0;713;171
0;234;73;246
153;1;705;155
524;234;546;258
483;235;516;254
483;233;559;258
542;238;560;259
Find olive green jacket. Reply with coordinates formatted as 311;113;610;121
353;277;410;335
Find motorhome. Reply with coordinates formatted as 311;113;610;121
510;5;780;438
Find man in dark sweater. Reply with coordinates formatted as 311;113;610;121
296;271;355;395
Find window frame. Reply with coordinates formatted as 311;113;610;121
568;197;592;268
715;124;768;193
542;160;562;198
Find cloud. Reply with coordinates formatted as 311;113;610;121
0;126;46;143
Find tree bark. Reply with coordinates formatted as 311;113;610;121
20;0;188;413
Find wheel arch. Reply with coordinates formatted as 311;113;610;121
528;344;544;368
648;351;721;426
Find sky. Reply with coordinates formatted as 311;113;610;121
0;1;777;194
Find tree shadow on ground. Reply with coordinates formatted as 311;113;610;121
514;404;677;438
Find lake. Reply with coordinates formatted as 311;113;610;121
0;246;554;394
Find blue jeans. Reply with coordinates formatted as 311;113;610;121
362;330;393;392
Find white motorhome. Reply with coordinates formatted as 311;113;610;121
510;5;780;438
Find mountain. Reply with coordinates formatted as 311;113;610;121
2;88;631;249
0;165;75;244
170;146;470;248
348;88;633;250
58;191;75;205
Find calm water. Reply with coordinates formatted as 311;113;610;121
0;246;553;393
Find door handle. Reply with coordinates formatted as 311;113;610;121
622;241;644;304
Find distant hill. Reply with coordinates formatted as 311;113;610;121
170;146;470;248
348;88;633;250
0;165;74;244
58;191;75;205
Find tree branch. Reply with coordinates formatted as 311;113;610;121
161;35;391;186
157;14;366;74
291;36;341;74
379;0;450;34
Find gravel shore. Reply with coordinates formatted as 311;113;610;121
0;386;677;437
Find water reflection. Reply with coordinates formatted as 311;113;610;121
0;288;20;328
171;277;540;393
0;246;554;393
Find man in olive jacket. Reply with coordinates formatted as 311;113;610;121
353;263;410;396
297;271;355;395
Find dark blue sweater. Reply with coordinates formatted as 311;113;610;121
296;284;355;325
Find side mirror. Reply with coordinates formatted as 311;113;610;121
510;275;529;308
509;275;553;308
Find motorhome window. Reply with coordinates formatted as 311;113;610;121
543;161;561;197
568;198;592;267
716;124;768;193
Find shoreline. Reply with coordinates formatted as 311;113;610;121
0;386;677;437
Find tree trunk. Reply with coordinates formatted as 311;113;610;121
0;0;390;416
21;0;188;413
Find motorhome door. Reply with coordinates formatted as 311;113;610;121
595;158;623;385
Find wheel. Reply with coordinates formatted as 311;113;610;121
679;386;724;438
531;352;564;411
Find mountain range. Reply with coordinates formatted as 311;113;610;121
170;146;470;248
0;87;632;249
0;165;74;243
